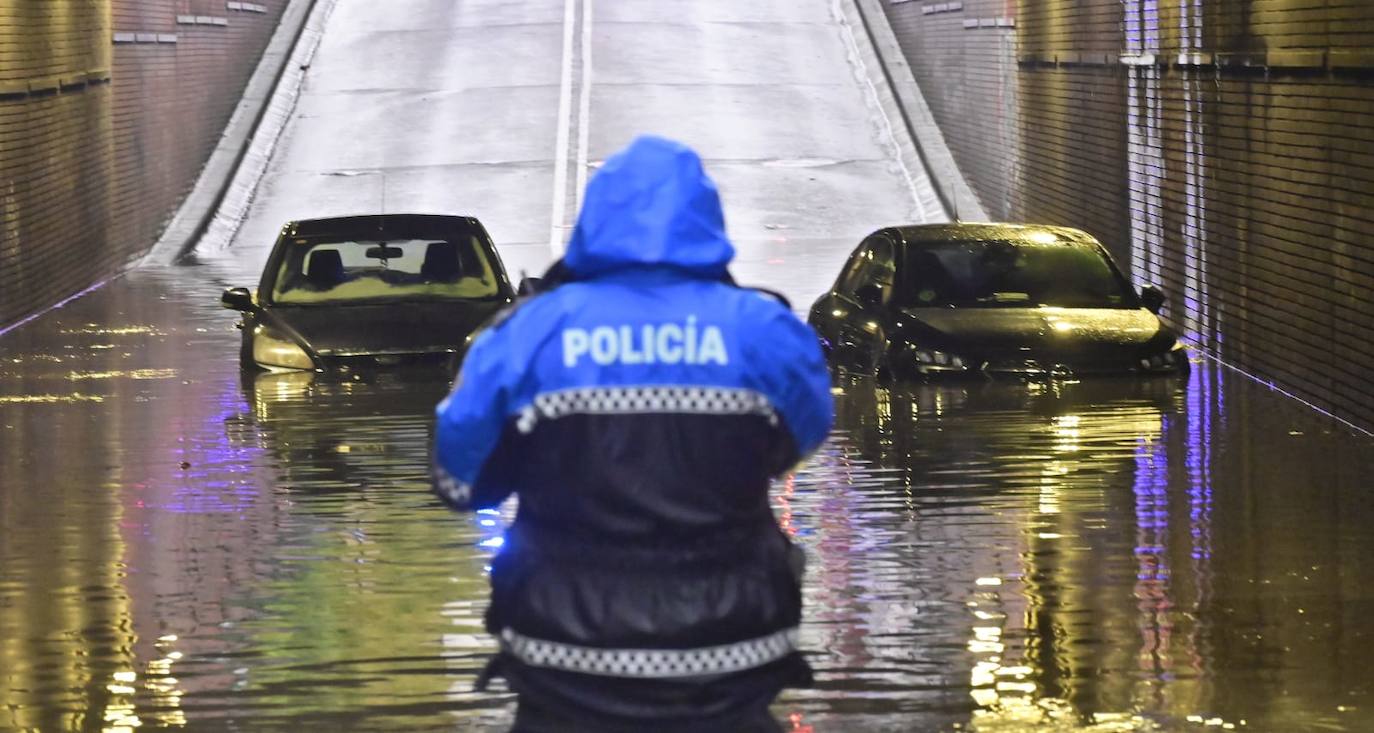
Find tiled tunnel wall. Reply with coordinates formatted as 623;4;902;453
0;0;287;331
884;0;1374;430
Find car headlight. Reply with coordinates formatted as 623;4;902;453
913;349;967;369
253;326;315;370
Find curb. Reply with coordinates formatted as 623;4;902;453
848;0;988;222
144;0;321;265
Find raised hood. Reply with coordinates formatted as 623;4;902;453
564;135;734;278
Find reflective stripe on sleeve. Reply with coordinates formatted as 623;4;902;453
433;463;472;507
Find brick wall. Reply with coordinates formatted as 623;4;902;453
883;0;1374;430
0;0;287;330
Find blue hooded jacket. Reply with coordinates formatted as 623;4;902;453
431;135;833;727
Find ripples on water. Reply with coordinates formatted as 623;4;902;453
2;270;1374;731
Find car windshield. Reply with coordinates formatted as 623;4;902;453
271;236;500;305
900;238;1133;309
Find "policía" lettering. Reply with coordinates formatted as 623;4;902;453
563;316;729;367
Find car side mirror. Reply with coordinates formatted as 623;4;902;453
221;287;254;312
855;283;884;309
1139;284;1165;314
517;276;544;296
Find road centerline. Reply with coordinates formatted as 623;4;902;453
549;0;579;255
574;0;594;215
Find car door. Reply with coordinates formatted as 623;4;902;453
809;239;870;354
818;233;896;372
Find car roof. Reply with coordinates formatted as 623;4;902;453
887;222;1099;246
282;213;485;240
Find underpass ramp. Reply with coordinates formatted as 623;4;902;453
205;0;946;308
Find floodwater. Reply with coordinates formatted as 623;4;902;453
3;267;1374;732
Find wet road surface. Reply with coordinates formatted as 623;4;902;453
204;0;939;306
4;269;1374;732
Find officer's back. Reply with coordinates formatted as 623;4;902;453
433;135;833;732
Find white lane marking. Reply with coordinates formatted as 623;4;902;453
549;0;578;255
832;0;930;223
574;0;594;213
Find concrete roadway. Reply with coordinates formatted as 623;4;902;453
206;0;943;306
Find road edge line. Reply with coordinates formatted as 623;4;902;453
144;0;327;265
845;0;987;222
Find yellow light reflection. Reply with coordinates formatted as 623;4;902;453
0;393;105;403
1051;414;1081;452
1037;479;1062;514
59;325;165;336
1036;415;1083;515
875;386;892;444
66;369;178;381
959;398;1184;732
968;626;1004;654
103;698;141;731
252;371;317;421
971;660;999;687
142;640;188;728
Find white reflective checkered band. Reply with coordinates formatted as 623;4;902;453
433;463;472;505
516;385;778;434
500;626;800;678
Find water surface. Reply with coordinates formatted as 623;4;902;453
3;268;1373;731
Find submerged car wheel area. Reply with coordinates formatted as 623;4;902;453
221;214;515;375
808;223;1190;381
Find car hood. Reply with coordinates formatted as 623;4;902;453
262;300;507;356
896;307;1174;357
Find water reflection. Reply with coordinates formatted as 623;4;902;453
228;371;512;729
783;367;1374;731
4;269;1374;730
788;377;1184;729
0;272;510;730
0;290;194;731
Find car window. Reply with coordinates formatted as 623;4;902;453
835;247;870;295
867;236;895;304
900;238;1133;309
271;236;500;304
837;235;895;299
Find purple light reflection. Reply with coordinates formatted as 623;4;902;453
147;378;266;515
1133;404;1175;675
1187;364;1216;561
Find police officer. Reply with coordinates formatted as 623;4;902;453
432;135;834;732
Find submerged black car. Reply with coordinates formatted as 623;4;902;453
221;214;514;373
808;223;1189;380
